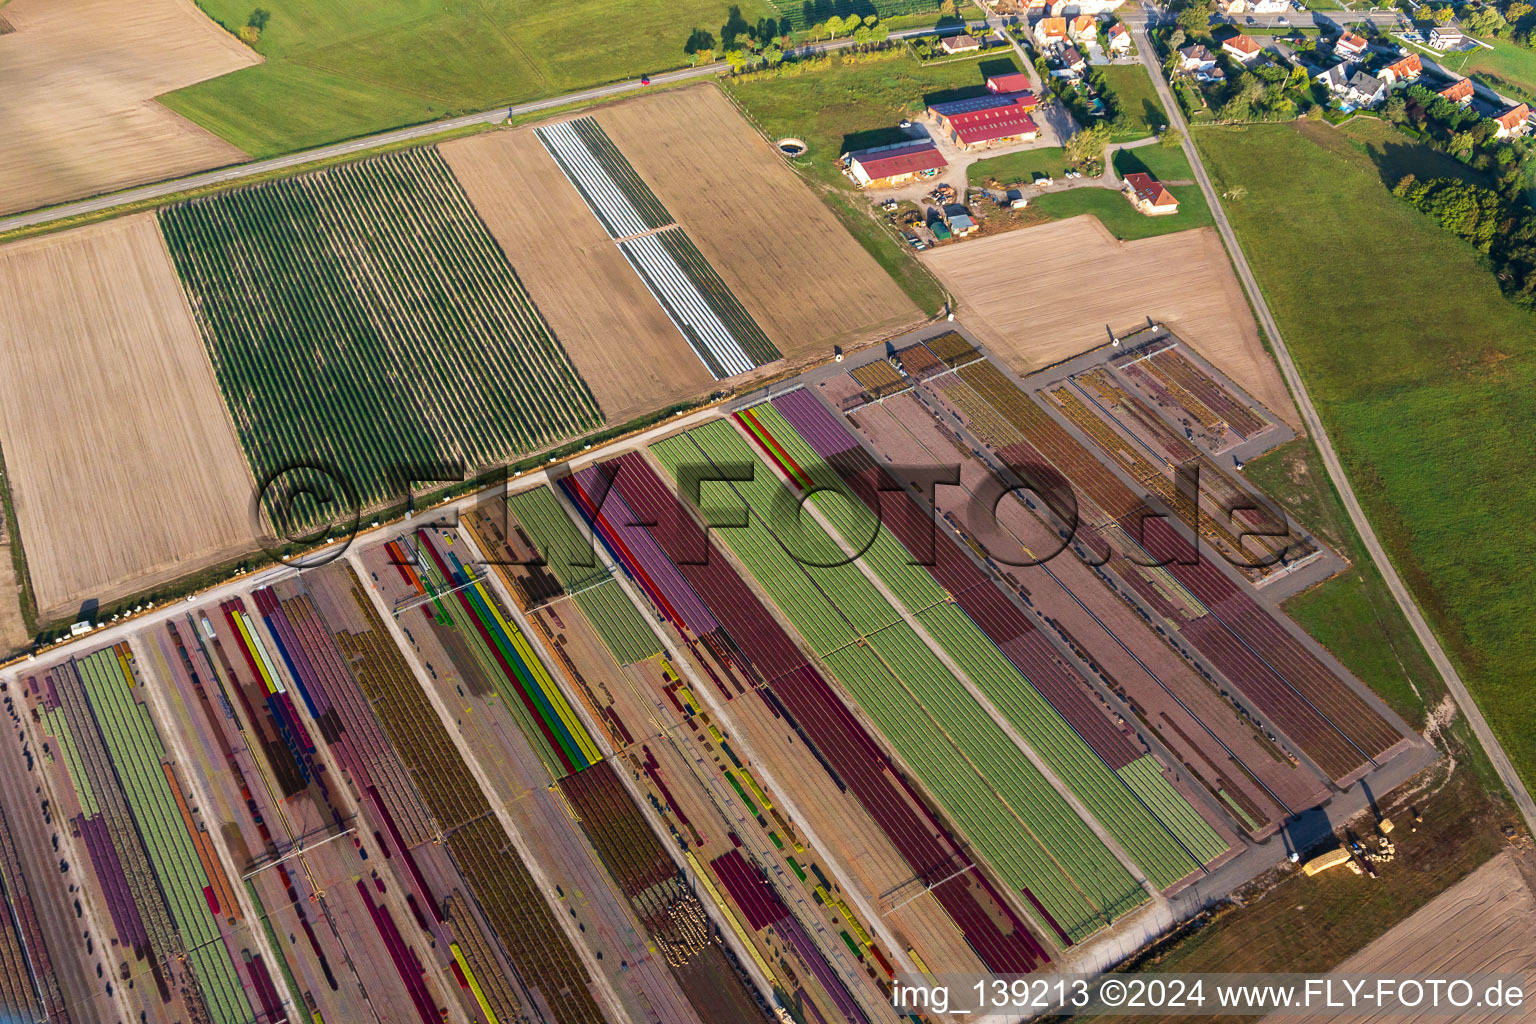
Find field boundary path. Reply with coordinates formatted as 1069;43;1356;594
0;28;941;236
1127;17;1536;837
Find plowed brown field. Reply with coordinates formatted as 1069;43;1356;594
0;0;258;216
1267;847;1536;1024
594;85;922;357
440;132;713;424
920;217;1299;426
0;215;254;619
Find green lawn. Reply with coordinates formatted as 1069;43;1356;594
1101;63;1168;139
725;48;1022;189
967;146;1070;186
1113;142;1194;181
1029;183;1212;237
1195;119;1536;792
1439;33;1536;98
161;0;778;156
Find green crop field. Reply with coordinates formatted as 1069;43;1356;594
161;0;778;156
159;148;601;534
763;0;948;30
754;404;1226;883
1195;119;1536;792
507;488;662;665
651;422;1151;942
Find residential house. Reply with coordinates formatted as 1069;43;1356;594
1068;14;1098;43
1379;52;1422;84
1221;33;1264;63
1438;77;1474;104
1428;25;1465;50
1058;45;1088;73
1495;103;1531;137
1123;172;1179;215
929;92;1041;149
846;142;948;188
940;33;981;54
1108;23;1131;53
1178;44;1226;83
1317;63;1386;108
1334;31;1369;58
1034;16;1067;47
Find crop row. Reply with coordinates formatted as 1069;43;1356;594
621;231;762;379
758;395;1226;888
765;0;944;30
537;118;668;239
319;567;608;1024
409;529;601;777
927;365;1399;783
0;806;63;1024
1150;347;1268;439
507;487;661;664
710;849;867;1024
257;588;436;847
67;649;251;1024
158;147;601;532
652;424;1141;941
654;227;779;368
571;452;1049;970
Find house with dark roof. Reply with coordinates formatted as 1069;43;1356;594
846;142;948;188
1123;172;1179;215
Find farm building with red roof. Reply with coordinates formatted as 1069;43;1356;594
846;141;948;188
929;92;1040;149
987;72;1034;94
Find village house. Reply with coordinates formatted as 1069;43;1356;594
1334;31;1369;59
1034;16;1067;47
1379;53;1422;84
1438;77;1474;104
1108;23;1131;53
1428;25;1465;50
1220;0;1289;14
1068;14;1098;44
1177;44;1226;83
1316;63;1387;108
1495;103;1531;138
940;33;982;54
1221;33;1264;64
1123;172;1179;215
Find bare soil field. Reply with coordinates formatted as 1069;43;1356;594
1267;847;1536;1024
920;217;1299;427
0;215;255;620
440;132;712;424
594;85;923;357
0;547;24;651
0;0;257;216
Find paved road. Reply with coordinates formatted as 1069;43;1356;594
1129;22;1536;837
0;28;944;236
